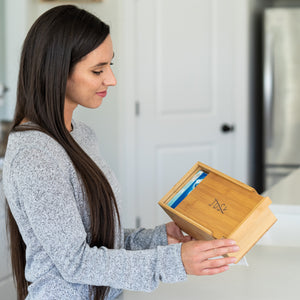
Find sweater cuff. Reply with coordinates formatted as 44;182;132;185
157;243;187;283
154;224;168;246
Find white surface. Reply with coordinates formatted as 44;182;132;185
258;209;300;247
257;168;300;247
122;245;300;300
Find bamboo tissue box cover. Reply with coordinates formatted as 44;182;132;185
158;162;277;263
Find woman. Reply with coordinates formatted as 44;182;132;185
4;5;239;300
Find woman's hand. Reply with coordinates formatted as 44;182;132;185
166;222;192;244
181;239;239;275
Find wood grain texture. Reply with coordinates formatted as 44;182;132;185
158;162;277;263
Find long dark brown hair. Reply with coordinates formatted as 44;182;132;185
5;5;120;300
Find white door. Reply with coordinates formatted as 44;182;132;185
133;0;249;228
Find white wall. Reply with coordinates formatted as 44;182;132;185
4;0;122;175
0;0;4;83
3;0;28;120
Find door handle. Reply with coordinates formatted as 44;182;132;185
221;124;235;133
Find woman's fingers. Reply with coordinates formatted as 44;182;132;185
198;264;230;276
166;222;194;244
192;256;237;276
181;235;193;243
166;222;185;243
198;256;237;275
203;244;240;260
181;239;239;276
196;239;237;252
201;256;237;270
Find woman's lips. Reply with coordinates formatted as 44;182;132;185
96;91;107;97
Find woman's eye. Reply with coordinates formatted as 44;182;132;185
92;71;102;75
92;63;113;75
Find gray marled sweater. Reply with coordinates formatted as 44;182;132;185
3;120;186;299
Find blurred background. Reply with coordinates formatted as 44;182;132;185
1;0;300;298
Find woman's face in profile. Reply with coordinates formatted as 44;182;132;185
65;34;116;112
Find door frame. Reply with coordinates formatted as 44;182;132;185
118;0;251;228
118;0;138;228
231;0;251;184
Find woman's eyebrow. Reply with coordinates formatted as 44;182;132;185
92;61;109;67
91;53;115;68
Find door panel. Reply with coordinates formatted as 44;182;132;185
135;0;237;227
157;0;213;114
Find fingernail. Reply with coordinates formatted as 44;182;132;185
229;240;237;245
232;246;240;251
230;257;237;263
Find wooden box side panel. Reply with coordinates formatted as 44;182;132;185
227;197;277;262
159;204;214;241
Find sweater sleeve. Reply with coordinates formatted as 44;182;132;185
10;147;186;291
124;225;168;250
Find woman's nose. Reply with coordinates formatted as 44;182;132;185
103;67;117;86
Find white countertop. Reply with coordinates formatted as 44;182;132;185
122;170;300;300
122;245;300;300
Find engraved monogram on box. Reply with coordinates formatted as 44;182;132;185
209;198;228;214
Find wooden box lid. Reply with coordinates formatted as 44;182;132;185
158;162;277;262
